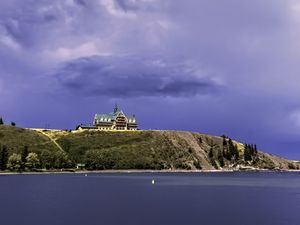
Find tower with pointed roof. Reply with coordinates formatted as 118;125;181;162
113;104;119;113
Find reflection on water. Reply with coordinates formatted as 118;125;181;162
0;172;299;225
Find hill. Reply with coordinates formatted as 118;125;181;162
0;125;299;171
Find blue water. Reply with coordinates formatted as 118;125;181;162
0;172;300;225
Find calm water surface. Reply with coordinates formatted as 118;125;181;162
0;172;299;225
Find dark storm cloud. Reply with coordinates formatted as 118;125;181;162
56;56;221;97
114;0;164;12
74;0;87;7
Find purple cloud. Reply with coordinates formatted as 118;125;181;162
0;0;300;159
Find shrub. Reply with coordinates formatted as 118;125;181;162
26;153;40;169
7;153;22;171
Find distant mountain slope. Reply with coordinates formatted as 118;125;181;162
0;126;299;170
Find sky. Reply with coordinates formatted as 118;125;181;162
0;0;300;159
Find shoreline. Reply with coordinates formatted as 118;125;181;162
0;169;300;175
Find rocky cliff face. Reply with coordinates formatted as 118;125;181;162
156;130;299;170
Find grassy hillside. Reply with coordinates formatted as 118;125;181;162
56;130;201;169
0;126;59;154
0;125;299;170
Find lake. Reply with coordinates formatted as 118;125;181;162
0;172;299;225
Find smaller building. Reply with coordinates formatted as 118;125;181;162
76;163;85;169
76;125;98;130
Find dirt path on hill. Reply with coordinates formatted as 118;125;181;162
35;130;64;152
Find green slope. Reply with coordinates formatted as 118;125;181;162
0;126;59;154
0;125;299;170
56;130;198;169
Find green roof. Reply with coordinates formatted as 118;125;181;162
94;114;115;122
94;109;137;124
127;116;137;124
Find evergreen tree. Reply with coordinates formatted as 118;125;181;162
11;122;16;126
254;144;258;155
228;139;235;160
218;151;224;167
198;137;203;144
222;136;227;146
0;145;9;170
208;147;213;158
222;137;229;160
0;117;3;125
244;143;257;161
21;146;29;169
235;144;239;160
249;144;254;156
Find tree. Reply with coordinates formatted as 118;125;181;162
40;150;54;169
40;150;71;169
25;153;40;169
7;153;22;170
0;145;9;170
208;147;214;158
244;143;257;161
227;139;239;161
21;146;29;169
222;137;232;160
244;144;250;161
218;151;224;167
233;144;239;160
222;136;227;146
53;151;71;168
0;117;3;125
11;122;16;126
254;144;258;155
198;137;203;144
85;149;115;170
